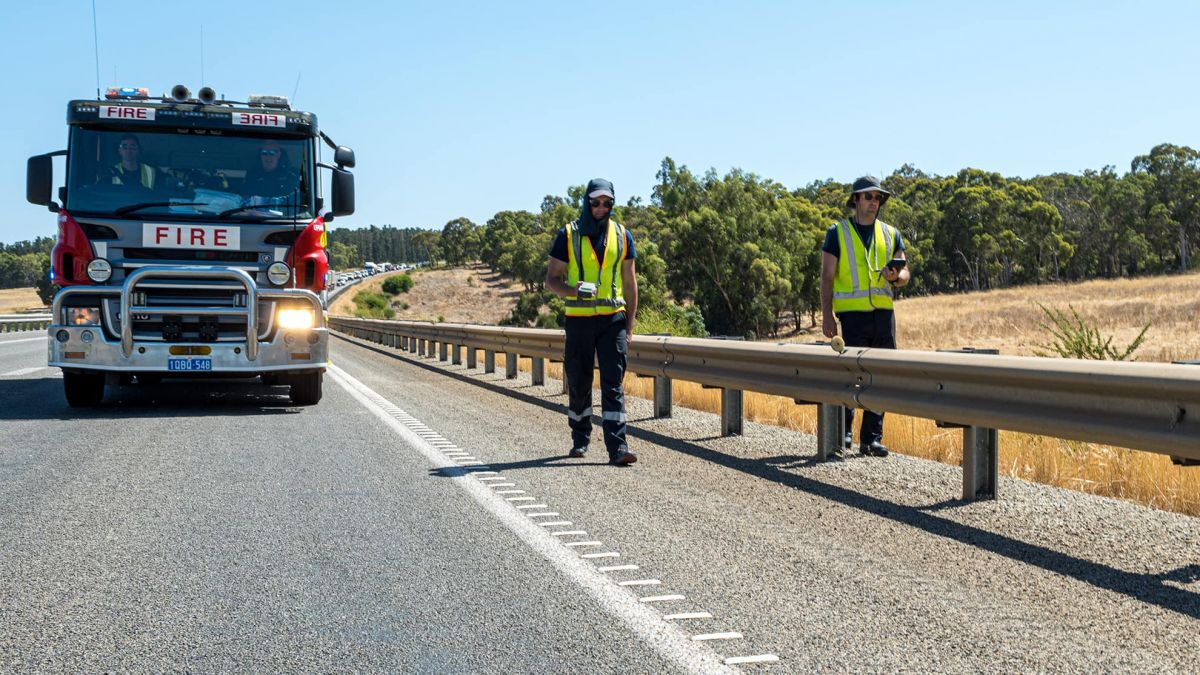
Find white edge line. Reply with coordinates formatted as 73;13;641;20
664;612;713;620
724;655;779;665
327;364;737;673
693;632;743;641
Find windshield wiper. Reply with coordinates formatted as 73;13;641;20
113;201;204;216
218;205;285;218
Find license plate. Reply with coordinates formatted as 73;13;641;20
167;357;212;372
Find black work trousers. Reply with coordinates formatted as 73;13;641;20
838;309;896;446
563;313;628;454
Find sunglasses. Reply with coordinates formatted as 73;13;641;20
858;192;885;203
118;144;139;150
260;149;281;157
589;198;614;208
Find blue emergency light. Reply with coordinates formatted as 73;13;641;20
104;87;150;100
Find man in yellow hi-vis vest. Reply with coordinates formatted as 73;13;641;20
108;134;159;190
546;178;639;466
820;176;910;459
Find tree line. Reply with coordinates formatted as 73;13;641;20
356;143;1198;337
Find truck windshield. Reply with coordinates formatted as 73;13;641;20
65;128;314;221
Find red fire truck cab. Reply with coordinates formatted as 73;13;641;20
26;84;356;407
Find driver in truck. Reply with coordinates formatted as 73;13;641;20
107;134;161;189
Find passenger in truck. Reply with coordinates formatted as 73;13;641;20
242;140;300;204
106;134;162;190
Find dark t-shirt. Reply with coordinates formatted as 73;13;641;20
821;219;905;258
549;225;637;265
244;168;301;198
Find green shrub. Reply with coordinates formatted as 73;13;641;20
382;274;414;295
352;290;395;320
1033;303;1148;360
635;304;708;337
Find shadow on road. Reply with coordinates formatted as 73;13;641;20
0;376;303;420
337;333;1200;620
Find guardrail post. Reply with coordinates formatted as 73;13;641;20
452;343;462;365
505;353;518;379
721;388;743;436
419;338;428;356
531;357;545;385
654;376;672;418
484;350;496;374
467;346;478;369
814;402;845;462
439;341;448;362
937;348;1001;500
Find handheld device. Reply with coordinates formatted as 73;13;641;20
886;258;907;271
577;281;597;299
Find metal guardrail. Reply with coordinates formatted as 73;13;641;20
327;316;1200;501
0;314;51;333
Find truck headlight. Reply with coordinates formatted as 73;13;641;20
67;307;101;325
267;262;291;286
86;258;112;283
277;308;315;330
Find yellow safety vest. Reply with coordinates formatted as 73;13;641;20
565;219;628;317
832;218;899;313
111;163;156;189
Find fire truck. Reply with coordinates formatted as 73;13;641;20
26;84;355;407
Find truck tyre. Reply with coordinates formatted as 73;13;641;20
63;372;105;407
290;371;323;405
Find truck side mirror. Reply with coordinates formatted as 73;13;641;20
334;145;355;169
331;168;355;217
27;154;59;212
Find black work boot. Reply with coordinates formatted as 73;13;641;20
609;446;638;466
860;442;890;458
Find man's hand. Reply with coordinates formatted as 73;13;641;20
822;312;837;339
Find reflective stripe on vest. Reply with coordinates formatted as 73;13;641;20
832;219;897;313
565;220;628;316
111;163;155;189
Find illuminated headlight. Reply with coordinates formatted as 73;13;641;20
267;262;291;286
86;258;112;283
67;307;101;325
277;308;315;330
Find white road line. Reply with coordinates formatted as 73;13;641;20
725;655;780;665
487;483;517;488
477;477;508;482
665;612;713;620
551;531;588;537
619;579;662;586
495;490;526;495
538;521;572;527
327;364;738;674
564;541;603;548
466;470;497;476
515;504;549;510
640;595;686;603
598;564;639;573
2;367;46;377
505;496;535;502
693;632;742;641
526;512;560;518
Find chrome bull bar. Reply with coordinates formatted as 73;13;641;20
120;266;259;360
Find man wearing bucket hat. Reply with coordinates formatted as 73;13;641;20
546;178;640;466
820;176;910;459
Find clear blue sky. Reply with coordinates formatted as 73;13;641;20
4;0;1198;245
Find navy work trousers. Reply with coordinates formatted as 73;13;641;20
563;313;628;453
838;309;896;445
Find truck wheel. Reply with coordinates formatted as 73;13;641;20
290;371;323;405
63;372;105;407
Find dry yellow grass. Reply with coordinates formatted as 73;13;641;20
499;272;1200;517
0;288;45;314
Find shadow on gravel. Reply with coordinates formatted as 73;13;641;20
0;377;302;421
427;454;612;478
338;334;1200;620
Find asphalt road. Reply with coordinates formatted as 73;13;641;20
2;329;1198;672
